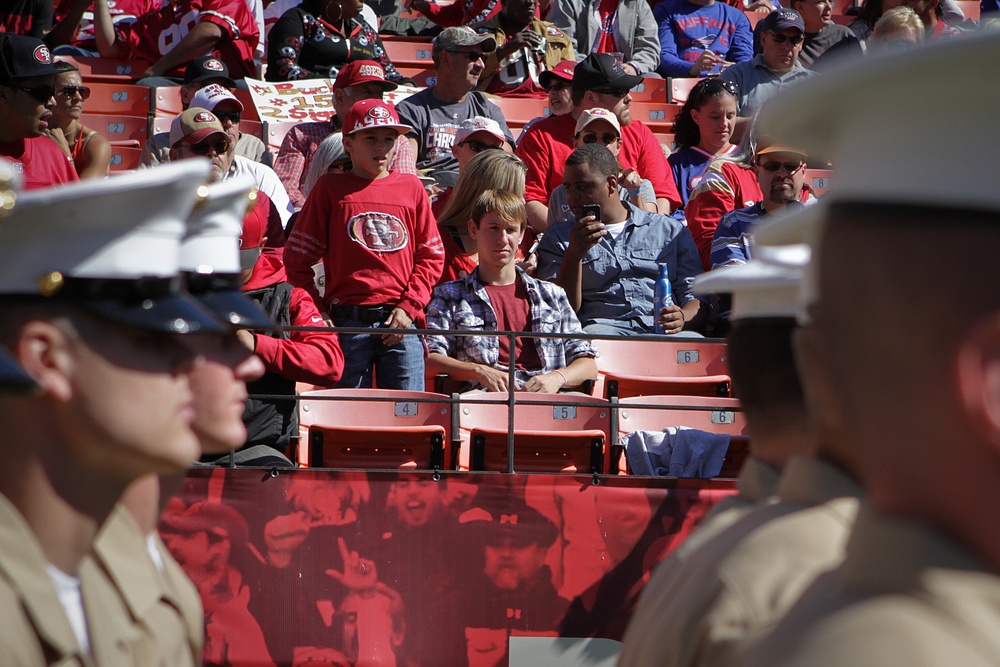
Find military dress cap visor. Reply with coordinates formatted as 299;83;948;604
0;160;225;334
186;275;272;328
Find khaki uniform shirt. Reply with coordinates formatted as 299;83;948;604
0;493;93;667
618;456;861;667
742;506;1000;667
82;504;203;667
471;17;575;93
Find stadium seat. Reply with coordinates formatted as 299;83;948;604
381;40;435;68
668;77;704;104
628;77;668;103
298;389;456;470
108;145;142;172
241;119;264;140
616;395;749;476
82;113;148;147
956;0;980;20
232;88;260;122
489;96;549;128
459;393;613;474
628;101;682;131
266;120;300;155
81;83;151;116
806;168;833;198
593;338;731;399
55;56;152;84
653;132;676;150
152;86;183;118
395;67;437;88
743;11;766;28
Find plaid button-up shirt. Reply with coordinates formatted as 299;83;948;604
273;118;417;209
425;267;597;388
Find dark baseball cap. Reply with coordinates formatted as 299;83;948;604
760;8;806;33
572;53;643;94
183;56;236;87
0;34;59;81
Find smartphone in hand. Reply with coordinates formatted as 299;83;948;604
581;204;601;220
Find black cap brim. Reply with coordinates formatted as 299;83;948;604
82;293;227;334
190;73;237;88
0;347;36;393
196;290;274;329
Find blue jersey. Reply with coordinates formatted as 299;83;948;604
654;0;754;78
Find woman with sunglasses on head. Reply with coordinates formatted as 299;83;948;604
43;62;111;179
668;78;739;220
546;107;657;227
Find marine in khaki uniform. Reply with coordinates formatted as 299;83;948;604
619;243;864;667
734;32;1000;667
83;177;270;667
0;160;221;665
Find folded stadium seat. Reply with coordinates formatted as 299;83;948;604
615;395;749;476
668;76;705;104
232;88;261;122
240;119;264;141
108;145;143;172
488;96;551;130
593;338;731;399
653;132;676;151
297;388;457;471
628;77;669;103
79;83;151;116
459;393;613;474
381;39;436;68
265;120;301;156
805;168;833;198
153;86;183;118
627;101;682;132
956;0;980;20
395;66;437;87
54;56;152;84
81;113;148;147
743;11;766;29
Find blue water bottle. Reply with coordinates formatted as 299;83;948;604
653;263;673;334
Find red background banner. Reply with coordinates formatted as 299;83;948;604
161;469;736;667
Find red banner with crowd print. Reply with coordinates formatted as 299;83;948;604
161;468;736;667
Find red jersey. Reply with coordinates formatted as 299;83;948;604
517;111;681;210
54;0;162;48
116;0;260;79
0;137;79;190
284;171;445;321
685;159;761;270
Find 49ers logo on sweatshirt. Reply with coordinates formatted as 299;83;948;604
348;212;408;253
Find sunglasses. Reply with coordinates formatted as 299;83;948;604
769;33;804;45
459;140;501;153
59;85;92;99
185;139;230;155
213;110;241;123
580;132;619;145
693;78;739;98
9;83;56;102
592;87;630;99
758;160;804;173
545;80;570;93
447;50;485;61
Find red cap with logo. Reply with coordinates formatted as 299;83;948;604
332;60;398;93
343;99;412;136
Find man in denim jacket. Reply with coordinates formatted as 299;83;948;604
425;189;597;393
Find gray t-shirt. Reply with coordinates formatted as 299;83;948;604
395;87;515;173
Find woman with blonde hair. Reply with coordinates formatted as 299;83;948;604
44;61;111;179
435;151;528;285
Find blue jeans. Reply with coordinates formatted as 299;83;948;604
335;318;424;390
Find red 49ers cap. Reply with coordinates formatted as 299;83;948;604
333;60;398;93
343;99;411;136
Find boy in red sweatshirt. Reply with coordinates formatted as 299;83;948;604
284;99;444;390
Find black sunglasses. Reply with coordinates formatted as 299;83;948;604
213;110;241;123
544;80;570;93
592;87;630;99
459;140;500;153
758;160;804;173
447;50;485;61
769;33;804;45
185;139;230;155
580;132;619;145
60;85;91;100
9;83;56;102
693;78;739;98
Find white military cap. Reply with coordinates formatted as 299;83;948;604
180;175;272;328
693;244;810;321
0;160;224;334
752;33;1000;246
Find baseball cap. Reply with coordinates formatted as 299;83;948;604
343;99;411;136
455;116;506;145
481;504;558;549
180;177;273;328
433;26;497;54
575;107;622;136
760;8;806;33
755;135;807;159
572;53;643;93
693;244;810;320
190;83;244;113
239;190;267;272
332;59;397;93
0;161;225;334
0;34;59;81
183;56;236;87
170;107;229;147
539;60;576;89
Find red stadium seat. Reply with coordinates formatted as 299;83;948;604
80;83;151;116
395;67;438;87
653;132;676;150
668;77;705;104
266;120;300;154
81;113;148;147
298;389;456;470
381;40;435;68
108;145;142;172
806;168;833;198
241;119;264;140
956;0;980;20
459;394;614;473
55;56;152;84
628;101;682;131
489;96;549;128
152;86;183;117
628;77;668;103
743;11;766;28
232;88;260;122
593;338;731;399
